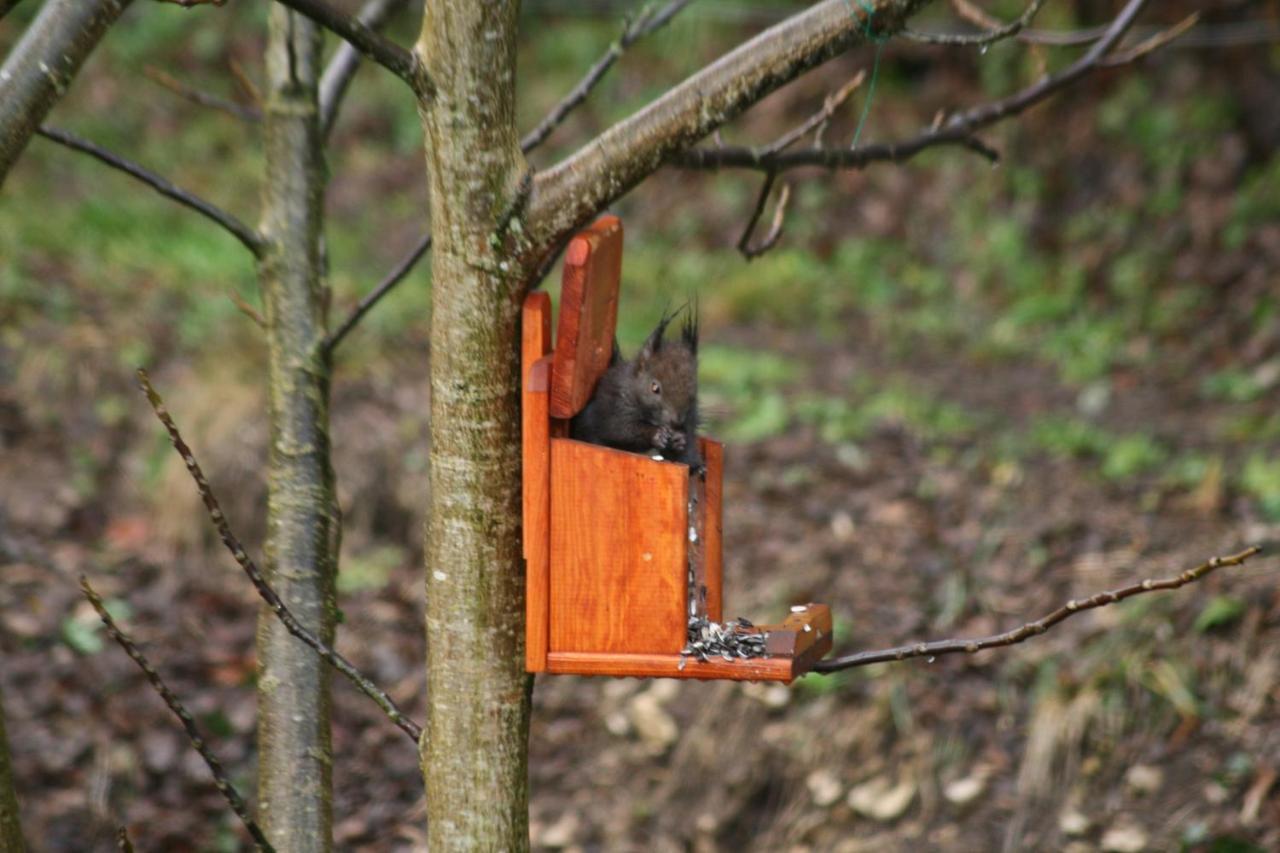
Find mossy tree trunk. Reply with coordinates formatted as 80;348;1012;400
256;8;337;851
414;2;535;849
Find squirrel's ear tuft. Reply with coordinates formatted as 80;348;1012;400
682;297;698;354
636;309;675;364
609;338;622;366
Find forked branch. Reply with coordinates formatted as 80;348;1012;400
673;0;1156;173
737;174;792;259
135;370;423;743
813;546;1262;673
766;70;866;154
327;0;695;350
528;0;934;251
80;576;273;851
904;0;1048;46
318;0;407;138
270;0;429;96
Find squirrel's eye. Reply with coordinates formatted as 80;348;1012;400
650;381;661;395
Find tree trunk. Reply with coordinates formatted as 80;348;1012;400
415;2;533;849
0;0;132;186
0;686;24;853
255;8;337;851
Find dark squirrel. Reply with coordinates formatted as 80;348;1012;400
570;305;700;468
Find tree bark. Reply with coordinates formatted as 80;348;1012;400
0;686;24;853
0;0;133;186
415;2;533;850
255;8;337;851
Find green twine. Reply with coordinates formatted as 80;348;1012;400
842;0;890;149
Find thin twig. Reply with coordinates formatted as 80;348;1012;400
318;0;406;138
904;0;1048;46
36;126;265;257
1100;13;1198;67
736;174;792;259
325;231;432;352
228;289;267;329
270;0;429;96
134;369;424;742
673;0;1153;173
80;576;274;851
813;546;1263;673
520;0;694;152
767;70;866;154
144;66;261;123
228;59;264;110
946;0;1238;49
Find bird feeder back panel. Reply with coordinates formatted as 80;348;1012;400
549;215;623;420
522;216;832;681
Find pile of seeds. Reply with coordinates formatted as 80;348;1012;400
679;615;768;669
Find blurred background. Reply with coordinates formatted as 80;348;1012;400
1;0;1278;849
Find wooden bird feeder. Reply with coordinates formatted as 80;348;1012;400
523;215;832;681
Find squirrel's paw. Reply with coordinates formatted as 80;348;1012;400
654;426;686;453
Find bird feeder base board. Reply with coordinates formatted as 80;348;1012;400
545;604;832;682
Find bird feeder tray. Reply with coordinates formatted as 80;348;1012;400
523;215;832;681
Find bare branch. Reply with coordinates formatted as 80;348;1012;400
527;0;933;253
228;59;264;109
768;70;866;154
143;66;261;123
947;0;1242;50
672;0;1151;174
134;370;423;742
1100;13;1198;67
269;0;429;96
0;0;134;187
79;576;274;851
813;546;1263;673
736;174;792;259
318;0;407;138
228;288;267;329
325;231;432;352
520;0;695;153
948;0;1002;31
904;0;1047;46
36;126;266;256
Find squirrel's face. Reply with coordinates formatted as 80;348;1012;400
628;365;683;429
631;305;698;429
